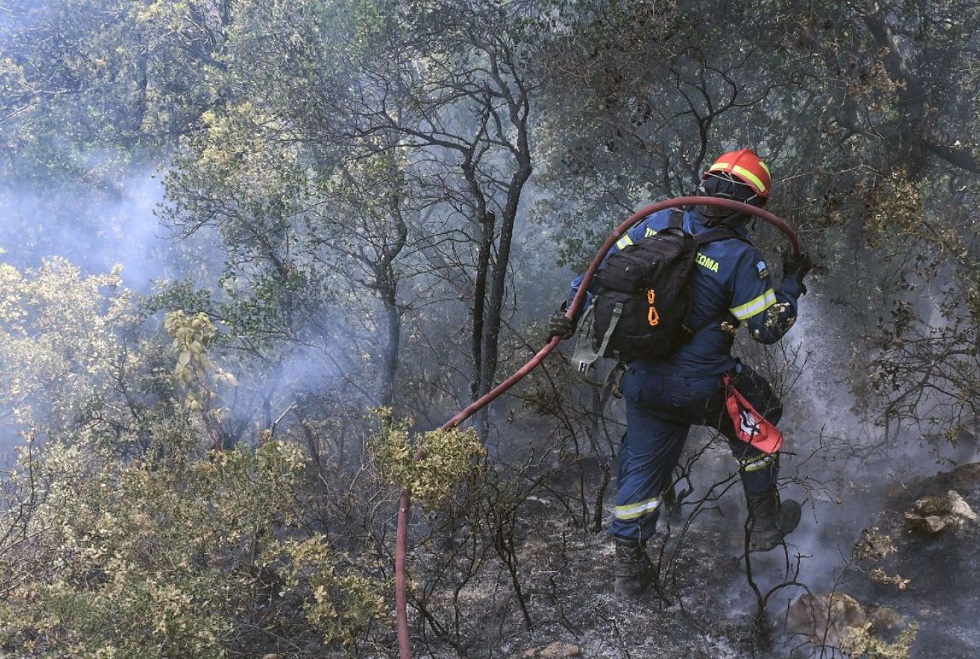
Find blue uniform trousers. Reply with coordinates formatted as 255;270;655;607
612;362;783;542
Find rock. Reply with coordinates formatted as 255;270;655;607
522;641;582;658
946;490;978;521
785;592;868;648
910;495;947;517
906;514;946;534
905;490;977;534
870;606;904;631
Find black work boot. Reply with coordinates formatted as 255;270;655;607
746;487;801;552
613;538;654;596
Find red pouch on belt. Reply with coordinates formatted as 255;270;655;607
723;374;783;454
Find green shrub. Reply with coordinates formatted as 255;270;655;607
367;409;486;508
0;439;385;657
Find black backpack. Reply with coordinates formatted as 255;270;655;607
589;209;738;363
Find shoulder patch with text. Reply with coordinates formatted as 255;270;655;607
756;260;770;279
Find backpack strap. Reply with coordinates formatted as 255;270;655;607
571;303;626;387
594;300;623;357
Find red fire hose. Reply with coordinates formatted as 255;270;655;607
394;196;800;657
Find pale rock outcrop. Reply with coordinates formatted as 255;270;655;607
904;490;977;534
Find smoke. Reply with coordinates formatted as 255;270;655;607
723;285;980;633
0;163;230;293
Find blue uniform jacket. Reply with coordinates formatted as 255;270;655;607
569;208;804;376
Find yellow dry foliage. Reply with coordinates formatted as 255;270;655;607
840;621;919;659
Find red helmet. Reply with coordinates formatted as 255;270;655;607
702;148;771;201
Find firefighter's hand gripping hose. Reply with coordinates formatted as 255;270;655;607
394;197;800;658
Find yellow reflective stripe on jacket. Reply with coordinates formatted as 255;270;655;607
730;288;776;321
736;453;777;472
616;227;659;250
614;497;661;520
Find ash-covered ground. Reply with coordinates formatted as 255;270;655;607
400;452;980;659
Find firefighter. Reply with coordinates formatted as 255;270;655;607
549;149;812;596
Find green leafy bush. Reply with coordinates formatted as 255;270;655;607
0;439;385;657
367;409;486;508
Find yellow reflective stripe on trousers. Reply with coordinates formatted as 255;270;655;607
730;288;776;321
737;453;776;472
614;497;661;520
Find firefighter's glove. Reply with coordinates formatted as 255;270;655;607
782;251;813;281
547;309;577;341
